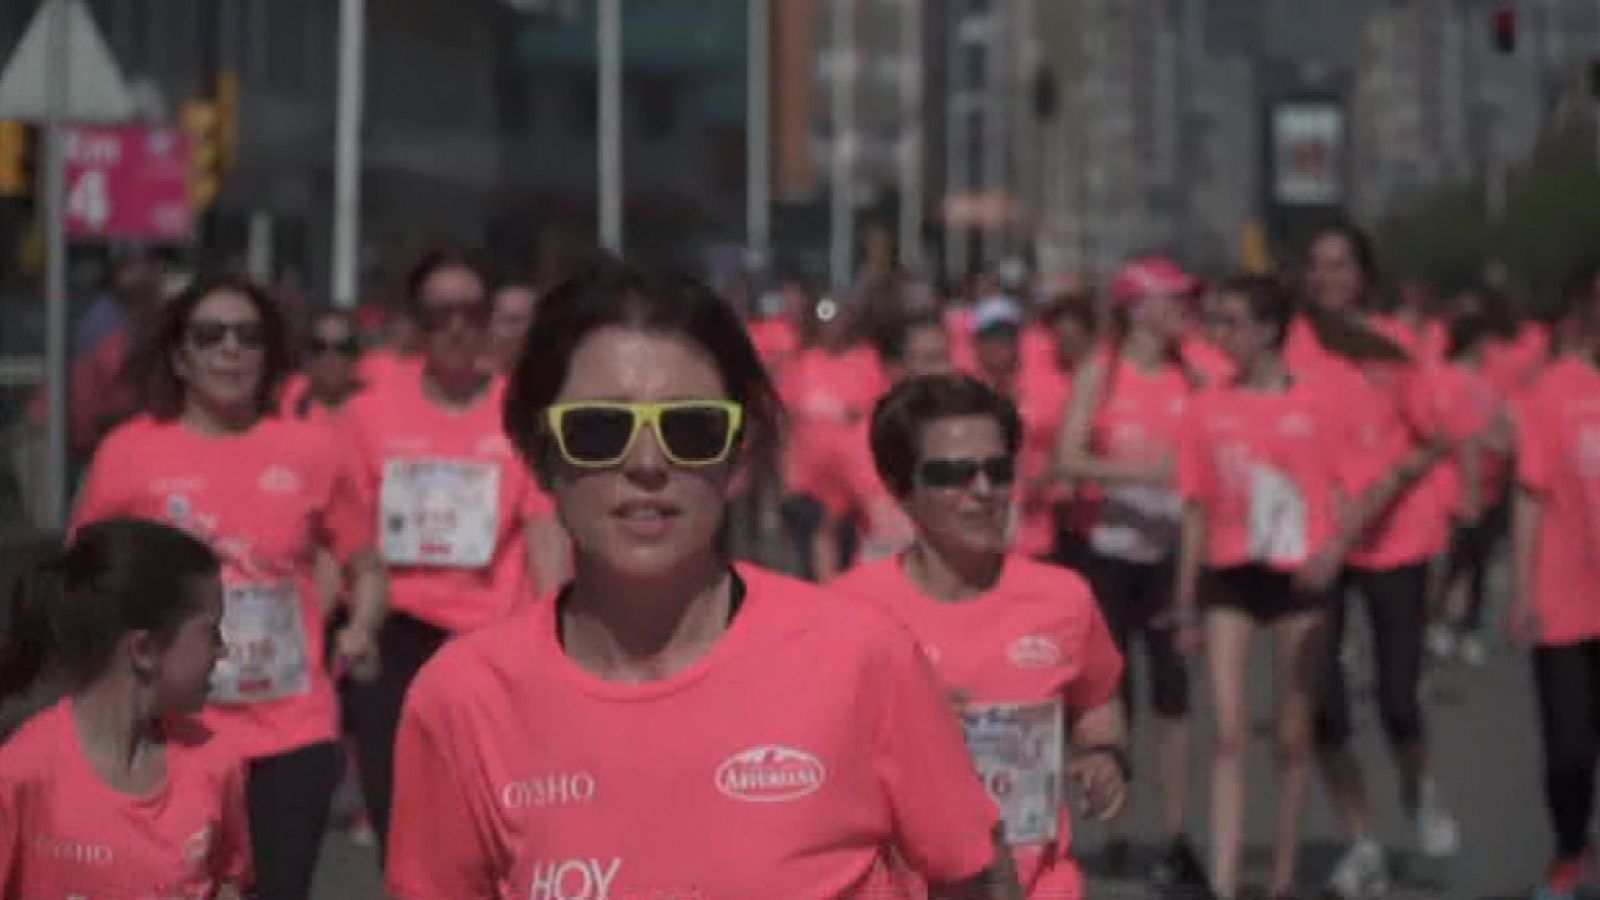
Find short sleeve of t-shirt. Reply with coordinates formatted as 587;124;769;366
311;429;376;563
1176;404;1214;503
386;674;495;899
71;424;138;529
1060;599;1124;710
868;628;999;885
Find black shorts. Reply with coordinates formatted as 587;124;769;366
1204;564;1330;624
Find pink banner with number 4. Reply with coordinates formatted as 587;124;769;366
63;124;192;241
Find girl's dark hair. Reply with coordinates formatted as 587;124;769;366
404;245;488;313
870;373;1022;498
503;254;783;483
136;273;291;420
876;312;947;365
1216;274;1297;349
1552;257;1600;325
1302;224;1410;363
1446;311;1492;360
1455;284;1519;339
0;518;218;699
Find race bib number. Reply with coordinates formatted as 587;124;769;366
1248;464;1307;565
381;458;500;568
211;581;310;704
958;700;1064;846
1090;484;1181;563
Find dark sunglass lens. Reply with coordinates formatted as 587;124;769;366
560;407;637;463
659;405;733;462
235;322;266;347
983;457;1016;486
918;459;977;488
187;321;227;347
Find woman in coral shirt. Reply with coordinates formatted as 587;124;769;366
387;257;1019;899
0;519;251;900
834;373;1127;900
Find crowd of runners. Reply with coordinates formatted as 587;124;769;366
2;221;1600;900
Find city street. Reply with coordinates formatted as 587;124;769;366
310;612;1552;899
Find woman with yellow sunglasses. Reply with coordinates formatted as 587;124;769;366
386;256;1022;900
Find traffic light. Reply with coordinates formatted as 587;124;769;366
1494;3;1516;54
183;100;223;208
0;121;34;197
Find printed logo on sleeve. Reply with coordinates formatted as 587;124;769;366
1007;635;1062;669
528;857;623;900
715;745;826;803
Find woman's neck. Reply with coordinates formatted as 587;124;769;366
71;679;164;794
562;553;732;683
422;365;490;408
182;399;256;435
902;538;1004;603
1122;327;1168;371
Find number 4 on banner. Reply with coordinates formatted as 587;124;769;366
66;167;108;231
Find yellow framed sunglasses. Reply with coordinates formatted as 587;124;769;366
546;400;745;468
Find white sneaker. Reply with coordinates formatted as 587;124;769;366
1458;633;1488;667
1327;837;1391;899
1426;624;1457;660
1414;780;1461;858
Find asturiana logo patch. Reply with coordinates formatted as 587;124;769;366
715;745;826;803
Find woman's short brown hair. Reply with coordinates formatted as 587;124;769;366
870;373;1022;498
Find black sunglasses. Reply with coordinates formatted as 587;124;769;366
310;335;361;358
418;301;491;333
914;455;1016;490
187;319;266;349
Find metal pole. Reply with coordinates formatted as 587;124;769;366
944;3;967;284
898;0;922;271
598;0;623;253
828;0;855;289
43;0;70;528
332;0;365;308
746;0;770;271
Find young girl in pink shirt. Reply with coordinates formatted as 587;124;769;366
0;518;251;899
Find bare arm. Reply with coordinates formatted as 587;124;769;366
1510;485;1542;644
1068;698;1129;821
1173;499;1207;652
1459;439;1483;523
1054;361;1170;488
334;548;388;682
527;517;572;595
928;831;1023;900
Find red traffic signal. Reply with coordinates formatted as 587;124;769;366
1494;4;1516;54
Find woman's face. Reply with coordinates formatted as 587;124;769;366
1053;315;1095;368
903;415;1012;559
307;315;359;394
900;324;952;380
417;265;490;378
154;575;225;715
1306;232;1366;315
548;327;737;580
175;290;266;416
1213;291;1272;367
1130;291;1186;343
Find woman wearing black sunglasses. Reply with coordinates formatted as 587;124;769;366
74;273;388;900
386;256;1021;899
282;309;366;423
338;247;569;853
832;372;1128;900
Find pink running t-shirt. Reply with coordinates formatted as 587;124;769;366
386;565;1000;899
0;700;252;897
832;555;1123;900
1515;357;1600;645
343;374;554;633
74;415;371;759
1082;355;1193;564
1179;379;1368;571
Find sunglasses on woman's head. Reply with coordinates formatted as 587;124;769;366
913;455;1016;490
546;401;744;468
187;320;266;349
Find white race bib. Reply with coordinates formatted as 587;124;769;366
958;700;1064;846
211;581;310;704
1248;464;1307;566
1090;484;1181;563
380;458;500;568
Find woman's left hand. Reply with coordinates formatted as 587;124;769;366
1068;749;1128;822
335;624;382;683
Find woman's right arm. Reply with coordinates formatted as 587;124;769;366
1054;362;1169;488
1510;485;1542;645
1174;500;1207;654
